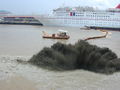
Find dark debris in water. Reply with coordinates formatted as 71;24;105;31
28;40;120;74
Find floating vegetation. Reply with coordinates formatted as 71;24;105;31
28;40;120;74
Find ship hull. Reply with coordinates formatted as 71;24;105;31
89;26;120;31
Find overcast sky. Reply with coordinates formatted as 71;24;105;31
0;0;119;14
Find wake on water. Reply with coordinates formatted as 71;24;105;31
28;40;120;74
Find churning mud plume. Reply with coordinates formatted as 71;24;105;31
28;40;120;74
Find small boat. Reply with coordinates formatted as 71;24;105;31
42;30;70;39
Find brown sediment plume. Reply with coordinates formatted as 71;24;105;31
28;40;120;74
0;76;37;90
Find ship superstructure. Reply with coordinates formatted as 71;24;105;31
37;4;120;30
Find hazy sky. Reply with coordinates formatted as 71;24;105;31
0;0;119;14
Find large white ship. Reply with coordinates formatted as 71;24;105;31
37;4;120;30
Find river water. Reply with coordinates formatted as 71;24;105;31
0;24;120;90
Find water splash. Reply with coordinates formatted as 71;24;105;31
28;40;120;74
